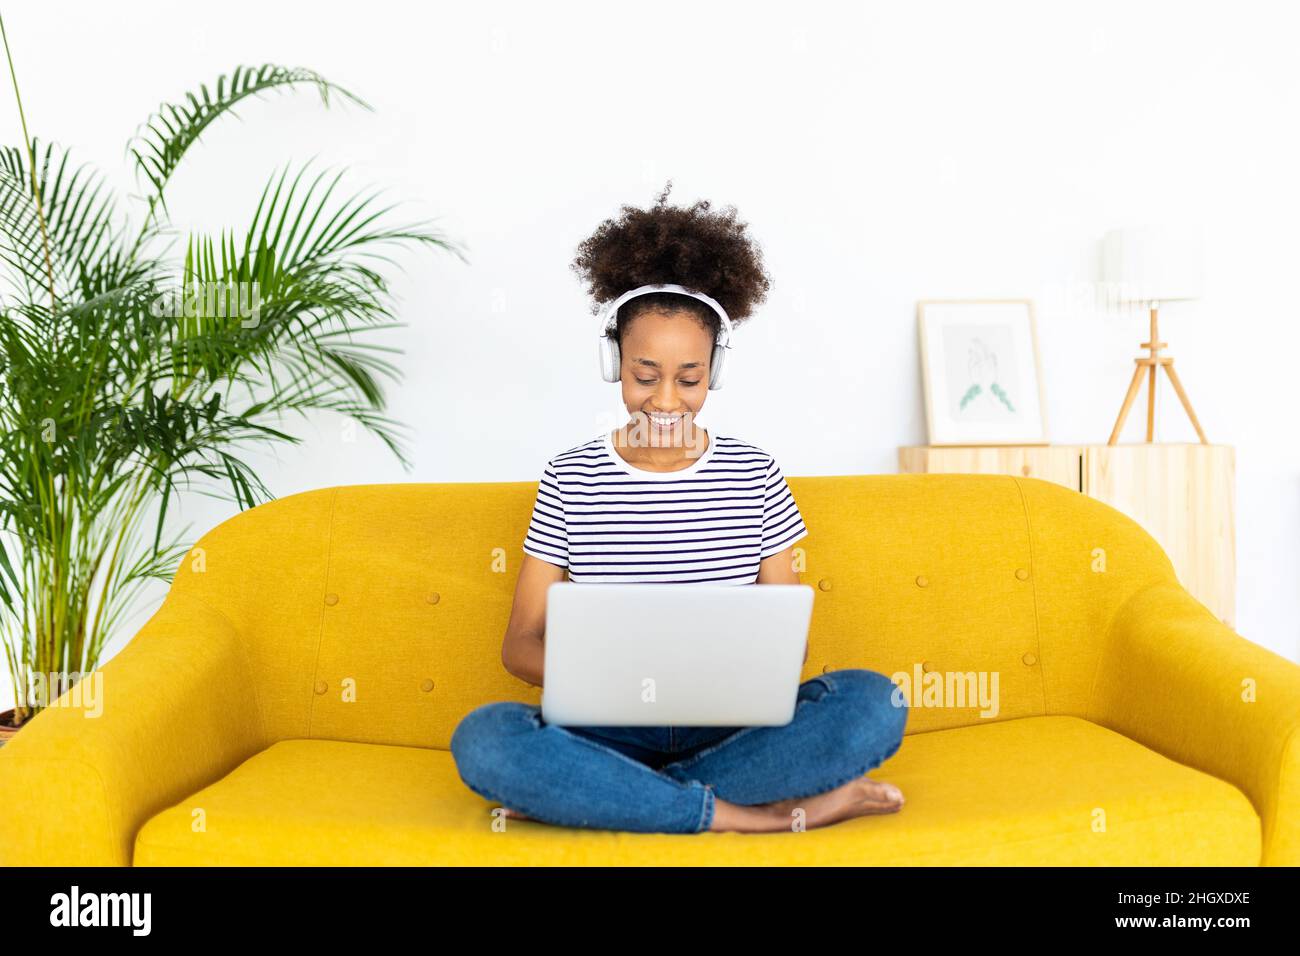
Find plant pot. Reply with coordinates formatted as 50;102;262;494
0;707;24;745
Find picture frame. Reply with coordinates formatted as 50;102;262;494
917;299;1049;446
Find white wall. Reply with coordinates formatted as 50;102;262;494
1;0;1296;716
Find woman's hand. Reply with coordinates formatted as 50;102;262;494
757;545;810;663
501;554;567;687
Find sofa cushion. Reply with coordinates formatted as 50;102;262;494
133;715;1260;865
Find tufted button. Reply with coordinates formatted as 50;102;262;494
818;578;832;591
921;660;936;673
314;680;328;694
420;678;435;692
1015;568;1030;581
915;575;929;588
1022;652;1037;666
324;593;339;606
426;592;440;605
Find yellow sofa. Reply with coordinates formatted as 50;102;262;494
2;473;1297;866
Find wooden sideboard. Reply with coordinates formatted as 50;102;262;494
898;443;1235;627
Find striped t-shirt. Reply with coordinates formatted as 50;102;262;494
522;430;809;584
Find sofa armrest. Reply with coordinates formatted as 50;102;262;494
0;591;269;866
1088;581;1300;866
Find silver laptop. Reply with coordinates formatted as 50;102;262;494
540;582;815;727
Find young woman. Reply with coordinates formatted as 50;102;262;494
450;184;908;834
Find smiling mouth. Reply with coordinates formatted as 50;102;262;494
645;413;685;428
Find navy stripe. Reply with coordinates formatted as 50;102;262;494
521;433;809;583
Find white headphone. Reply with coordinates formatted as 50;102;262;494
596;282;734;389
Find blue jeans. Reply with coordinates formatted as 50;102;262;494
449;668;909;834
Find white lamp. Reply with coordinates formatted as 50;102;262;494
1100;224;1208;444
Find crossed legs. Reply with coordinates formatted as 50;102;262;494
449;668;909;834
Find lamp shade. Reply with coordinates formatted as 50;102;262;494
1101;225;1204;302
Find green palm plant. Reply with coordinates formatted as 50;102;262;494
0;23;465;733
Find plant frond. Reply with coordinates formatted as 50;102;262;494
127;65;371;231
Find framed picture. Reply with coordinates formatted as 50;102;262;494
917;299;1048;446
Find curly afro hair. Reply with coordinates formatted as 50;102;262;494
570;180;772;347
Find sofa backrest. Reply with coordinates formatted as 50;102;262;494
164;474;1180;749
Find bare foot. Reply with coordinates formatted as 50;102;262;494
709;777;904;832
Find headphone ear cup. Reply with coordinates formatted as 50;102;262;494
599;334;621;383
708;343;726;389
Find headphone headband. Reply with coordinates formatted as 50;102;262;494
596;283;733;345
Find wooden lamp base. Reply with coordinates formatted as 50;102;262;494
1107;303;1208;445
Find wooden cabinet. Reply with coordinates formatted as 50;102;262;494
898;443;1235;627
